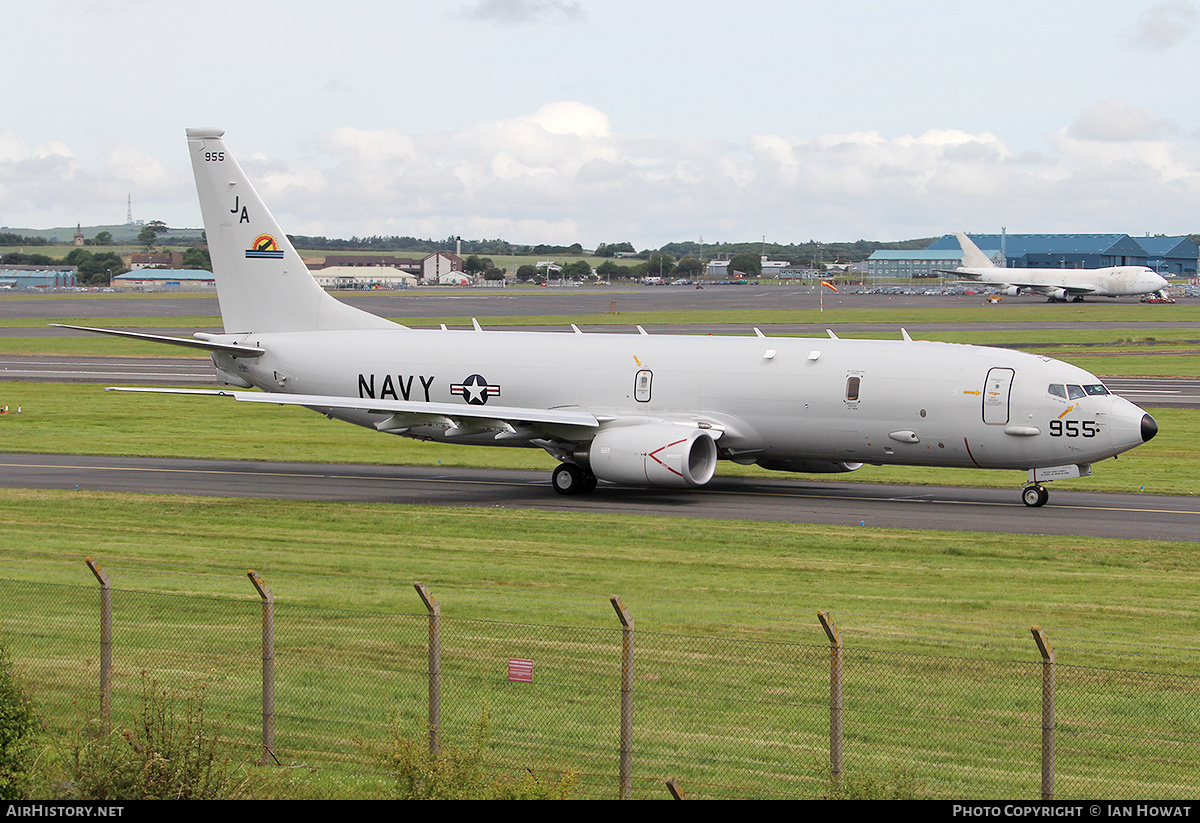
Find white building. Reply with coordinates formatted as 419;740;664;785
312;266;416;289
421;252;465;283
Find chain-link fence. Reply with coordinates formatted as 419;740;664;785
2;572;1198;799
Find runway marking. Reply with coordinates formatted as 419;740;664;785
1;370;209;378
709;484;1200;515
2;459;1196;518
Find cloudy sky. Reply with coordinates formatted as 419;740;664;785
3;0;1199;248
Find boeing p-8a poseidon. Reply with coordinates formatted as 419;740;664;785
60;129;1159;508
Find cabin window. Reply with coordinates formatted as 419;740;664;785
1067;384;1086;400
845;375;861;402
1048;384;1067;399
634;369;652;402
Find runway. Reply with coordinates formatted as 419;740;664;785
0;452;1196;541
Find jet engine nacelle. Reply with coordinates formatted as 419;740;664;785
1001;285;1020;297
1048;288;1068;301
586;424;718;488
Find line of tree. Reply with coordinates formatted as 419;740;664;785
0;233;50;246
285;234;939;265
2;245;212;285
512;253;715;282
62;249;128;284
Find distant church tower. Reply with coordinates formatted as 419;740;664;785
74;223;84;247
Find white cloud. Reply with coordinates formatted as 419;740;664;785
457;0;586;25
104;144;175;191
0;132;75;164
8;99;1200;243
1067;99;1177;142
1127;1;1197;49
220;103;1200;243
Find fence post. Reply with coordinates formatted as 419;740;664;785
414;583;441;756
611;595;635;800
84;558;111;728
818;611;843;786
1031;626;1055;800
247;570;275;766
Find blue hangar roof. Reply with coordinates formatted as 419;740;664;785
927;234;1145;257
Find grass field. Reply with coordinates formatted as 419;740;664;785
2;491;1199;799
2;292;1199;798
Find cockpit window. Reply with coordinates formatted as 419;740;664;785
1048;384;1067;399
1067;384;1086;400
1083;384;1110;396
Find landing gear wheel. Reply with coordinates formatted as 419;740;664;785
552;463;595;496
1022;484;1049;507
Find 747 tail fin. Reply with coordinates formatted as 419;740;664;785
954;232;998;269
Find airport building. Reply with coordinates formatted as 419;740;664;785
867;234;1198;279
319;254;423;276
0;265;78;288
925;234;1198;277
1130;236;1199;277
312;266;416;289
112;269;215;290
866;250;969;279
130;251;185;269
309;252;468;287
421;252;465;283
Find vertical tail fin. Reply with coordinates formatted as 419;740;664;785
954;232;997;269
186;128;400;334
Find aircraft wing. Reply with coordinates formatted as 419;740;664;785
105;387;602;436
1024;283;1098;297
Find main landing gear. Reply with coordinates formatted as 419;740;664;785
1022;484;1049;507
552;462;598;495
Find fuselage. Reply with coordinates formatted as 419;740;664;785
214;327;1153;473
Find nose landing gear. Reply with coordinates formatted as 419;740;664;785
1022;484;1049;507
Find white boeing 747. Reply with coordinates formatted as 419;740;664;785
56;130;1159;507
950;232;1169;302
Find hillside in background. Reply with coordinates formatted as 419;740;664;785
0;224;204;245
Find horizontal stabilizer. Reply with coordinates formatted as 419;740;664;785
51;324;265;356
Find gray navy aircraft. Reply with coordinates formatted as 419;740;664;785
59;129;1159;507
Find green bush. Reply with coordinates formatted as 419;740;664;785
54;676;257;800
0;645;39;800
374;707;577;800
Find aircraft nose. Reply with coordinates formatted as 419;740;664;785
1141;413;1158;442
1106;396;1157;456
